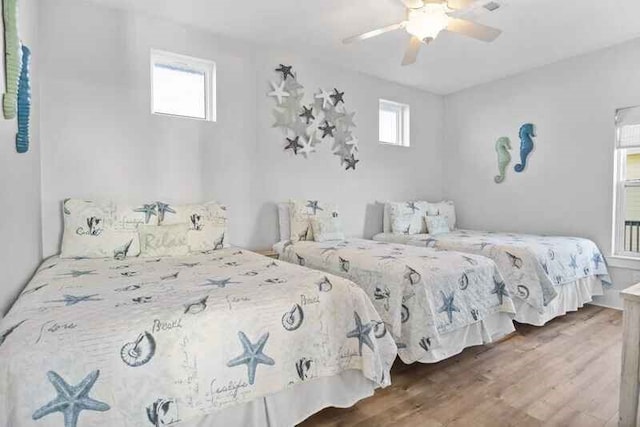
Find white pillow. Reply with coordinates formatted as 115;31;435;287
159;201;229;251
388;201;429;234
278;203;291;242
310;216;345;242
138;224;189;257
289;199;339;242
60;199;150;259
427;200;457;230
425;215;450;235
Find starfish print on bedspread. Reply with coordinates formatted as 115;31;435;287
346;311;375;356
156;202;176;223
437;291;460;324
227;331;275;385
491;278;509;305
201;278;239;288
32;370;110;427
48;294;102;306
134;204;157;224
58;270;96;278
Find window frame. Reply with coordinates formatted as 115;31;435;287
613;147;640;257
378;99;410;147
150;49;216;122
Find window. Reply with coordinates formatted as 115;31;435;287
151;50;216;121
613;105;640;256
379;99;410;147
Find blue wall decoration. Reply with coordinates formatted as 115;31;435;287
16;44;31;153
494;136;511;183
514;123;536;173
2;0;20;119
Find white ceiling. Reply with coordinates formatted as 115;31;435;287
87;0;640;94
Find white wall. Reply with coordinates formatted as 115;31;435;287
39;0;444;256
0;0;41;315
444;37;640;308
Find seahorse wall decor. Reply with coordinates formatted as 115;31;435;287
16;44;30;153
3;0;20;119
514;123;536;173
494;136;511;183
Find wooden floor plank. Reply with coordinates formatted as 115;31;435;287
301;305;622;427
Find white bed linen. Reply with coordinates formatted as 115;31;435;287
273;239;516;364
373;231;610;325
0;249;397;427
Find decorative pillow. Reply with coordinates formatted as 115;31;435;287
310;216;345;242
427;200;457;230
289;200;339;242
158;201;229;252
138;224;189;257
425;215;450;235
60;199;152;259
388;201;429;234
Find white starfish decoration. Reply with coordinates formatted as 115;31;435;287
315;89;332;110
345;136;359;154
299;136;316;158
268;81;290;105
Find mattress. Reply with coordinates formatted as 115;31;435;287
274;238;516;364
373;230;610;324
0;249;397;427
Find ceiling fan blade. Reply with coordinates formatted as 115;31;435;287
343;22;406;44
446;18;502;42
446;0;477;10
401;36;422;66
401;0;425;9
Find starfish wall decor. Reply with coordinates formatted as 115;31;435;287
268;64;361;170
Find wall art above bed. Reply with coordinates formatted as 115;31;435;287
268;64;360;171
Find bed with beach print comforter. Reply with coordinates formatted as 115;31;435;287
276;238;516;364
0;249;396;427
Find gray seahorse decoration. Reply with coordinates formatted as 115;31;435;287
494;136;511;183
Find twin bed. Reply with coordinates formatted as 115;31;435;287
0;198;611;426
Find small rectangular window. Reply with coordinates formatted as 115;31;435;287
151;50;216;121
379;99;410;147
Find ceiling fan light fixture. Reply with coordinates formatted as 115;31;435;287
405;4;450;42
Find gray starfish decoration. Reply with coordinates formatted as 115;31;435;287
437;291;460;324
306;200;323;214
32;370;110;427
58;270;96;278
491;279;509;305
338;110;356;128
330;88;345;106
346;311;375;356
227;331;275;385
275;64;295;80
344;154;359;171
48;294;102;306
134;204;157;224
284;136;303;154
156;202;176;223
319;121;336;138
299;105;314;124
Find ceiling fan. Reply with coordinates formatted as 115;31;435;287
343;0;502;66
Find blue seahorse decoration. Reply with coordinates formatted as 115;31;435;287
16;44;31;154
514;123;535;173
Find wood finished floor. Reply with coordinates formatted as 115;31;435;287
302;305;622;427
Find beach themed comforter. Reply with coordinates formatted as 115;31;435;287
275;238;516;364
373;230;611;312
0;249;396;427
